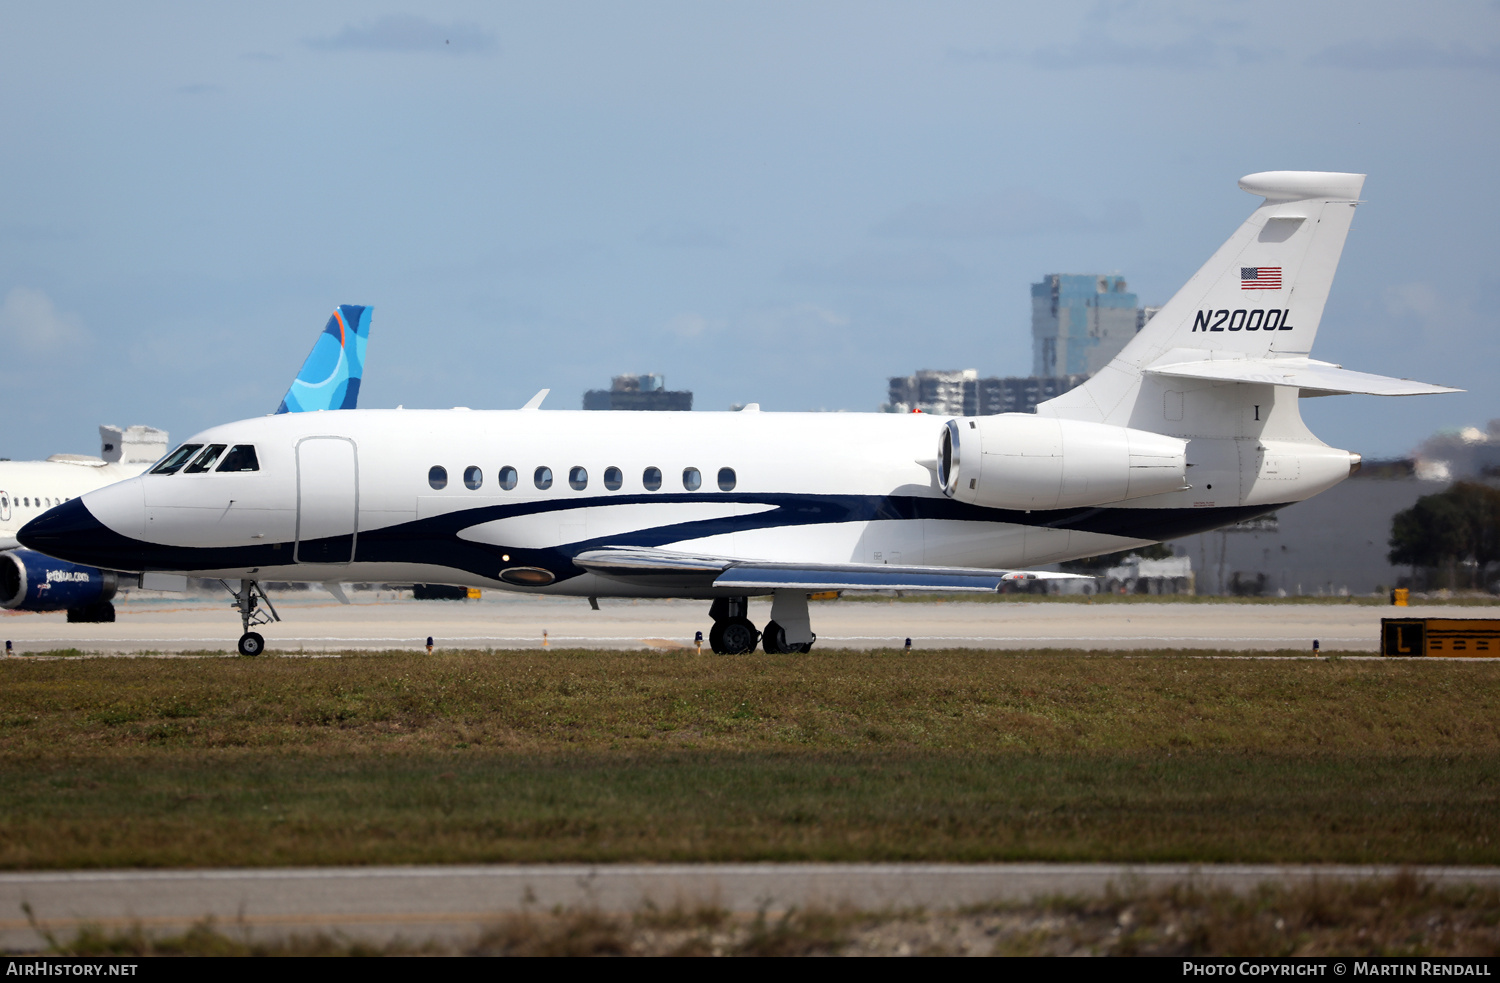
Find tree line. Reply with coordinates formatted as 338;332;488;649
1388;481;1500;590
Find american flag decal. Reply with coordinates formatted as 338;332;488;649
1241;266;1282;290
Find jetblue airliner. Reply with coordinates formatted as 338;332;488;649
20;173;1457;655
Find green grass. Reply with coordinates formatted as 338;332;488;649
1;649;1498;868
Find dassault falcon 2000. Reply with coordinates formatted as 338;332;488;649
21;171;1459;656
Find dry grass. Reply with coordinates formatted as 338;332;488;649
1;649;1497;868
29;876;1500;956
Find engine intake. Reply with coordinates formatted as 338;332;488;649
0;549;117;612
938;414;1188;510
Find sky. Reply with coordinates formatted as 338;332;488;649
1;1;1497;461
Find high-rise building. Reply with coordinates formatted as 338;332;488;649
1032;274;1141;377
583;373;693;411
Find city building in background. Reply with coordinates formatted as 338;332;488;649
1032;274;1142;377
583;373;693;411
886;370;1087;416
885;272;1150;416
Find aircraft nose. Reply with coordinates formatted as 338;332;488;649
18;498;116;567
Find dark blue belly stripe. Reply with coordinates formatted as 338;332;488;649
19;493;1285;582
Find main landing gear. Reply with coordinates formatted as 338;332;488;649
707;592;817;655
708;597;760;655
222;578;280;656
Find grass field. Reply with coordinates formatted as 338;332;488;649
1;648;1498;869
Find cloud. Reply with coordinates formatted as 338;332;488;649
1308;40;1500;73
640;223;732;249
783;249;967;289
308;15;496;55
663;313;726;340
951;32;1278;71
875;191;1140;240
0;287;88;354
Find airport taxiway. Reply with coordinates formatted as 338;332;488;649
0;591;1463;655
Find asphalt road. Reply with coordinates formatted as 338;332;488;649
0;590;1468;655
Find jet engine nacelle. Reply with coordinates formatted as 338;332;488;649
937;414;1189;510
0;548;117;613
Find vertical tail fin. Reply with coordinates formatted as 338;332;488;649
275;304;372;414
1040;172;1364;426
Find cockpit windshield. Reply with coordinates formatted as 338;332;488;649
216;445;260;472
182;444;227;474
150;444;203;475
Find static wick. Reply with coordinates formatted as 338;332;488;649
426;635;433;655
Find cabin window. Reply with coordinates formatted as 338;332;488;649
718;467;736;491
534;466;553;490
23;498;29;507
604;467;622;491
183;444;227;474
643;467;662;491
428;466;448;490
151;444;203;475
216;445;260;472
499;466;518;490
569;467;588;491
464;466;483;490
682;467;702;491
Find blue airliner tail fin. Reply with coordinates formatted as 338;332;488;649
275;305;372;414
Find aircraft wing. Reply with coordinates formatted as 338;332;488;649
572;546;1089;593
1144;355;1460;396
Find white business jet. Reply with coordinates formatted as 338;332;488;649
0;305;371;621
20;172;1458;655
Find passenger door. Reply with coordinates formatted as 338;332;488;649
296;437;357;564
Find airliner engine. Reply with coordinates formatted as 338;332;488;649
937;415;1188;511
0;548;117;621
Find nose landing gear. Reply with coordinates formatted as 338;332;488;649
222;578;280;656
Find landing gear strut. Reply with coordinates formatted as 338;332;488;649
762;590;816;654
222;578;280;656
707;596;760;654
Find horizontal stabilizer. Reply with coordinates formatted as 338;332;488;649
1144;354;1460;397
574;547;1088;594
